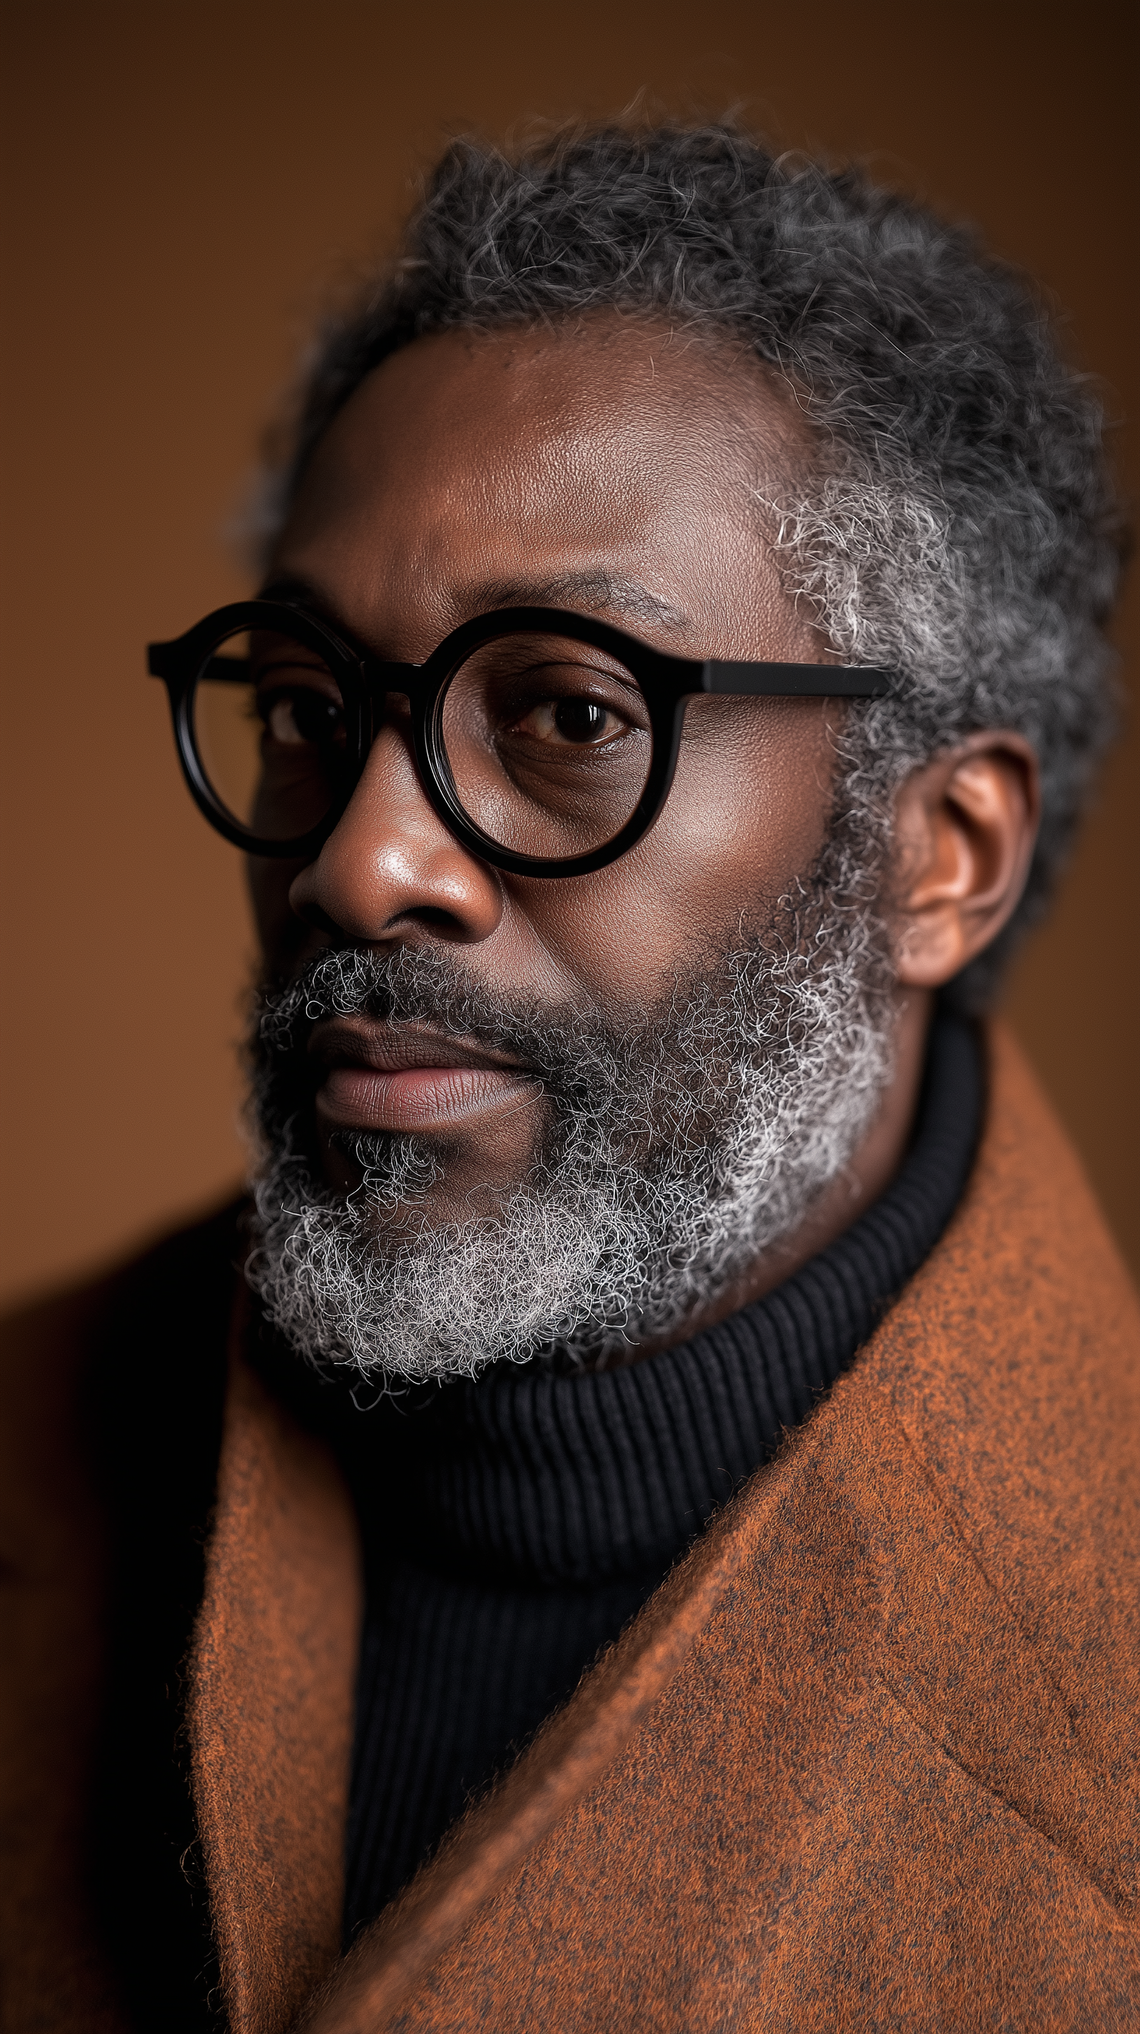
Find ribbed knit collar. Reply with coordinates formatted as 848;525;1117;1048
255;1006;982;1592
382;1006;982;1586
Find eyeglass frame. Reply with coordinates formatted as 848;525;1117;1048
148;599;893;880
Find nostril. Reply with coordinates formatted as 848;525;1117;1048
294;895;472;941
294;899;345;938
408;906;465;932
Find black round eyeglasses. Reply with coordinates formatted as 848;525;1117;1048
148;601;893;879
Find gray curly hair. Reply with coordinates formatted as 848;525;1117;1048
262;122;1127;1007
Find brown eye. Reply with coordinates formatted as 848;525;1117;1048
267;697;303;745
514;695;627;746
261;688;344;748
437;629;654;862
553;698;612;743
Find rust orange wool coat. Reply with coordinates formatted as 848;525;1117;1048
3;1025;1138;2032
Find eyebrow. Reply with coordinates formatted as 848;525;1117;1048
462;571;692;637
257;568;693;644
257;570;345;624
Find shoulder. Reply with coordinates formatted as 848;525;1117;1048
1;1197;248;1560
784;1017;1140;1796
0;1205;247;2028
860;1018;1139;1524
705;1020;1138;1837
1;1194;249;1367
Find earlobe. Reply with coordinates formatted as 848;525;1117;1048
893;734;1040;989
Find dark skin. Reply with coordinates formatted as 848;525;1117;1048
254;317;1039;1355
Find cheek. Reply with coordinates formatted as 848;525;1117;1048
249;855;310;976
521;701;836;1006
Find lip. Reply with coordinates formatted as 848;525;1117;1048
309;1015;536;1135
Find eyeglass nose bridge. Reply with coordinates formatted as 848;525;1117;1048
355;658;423;749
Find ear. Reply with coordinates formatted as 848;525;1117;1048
892;732;1041;988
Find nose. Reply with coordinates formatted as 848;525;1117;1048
288;707;503;945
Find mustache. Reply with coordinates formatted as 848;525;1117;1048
250;936;788;1170
253;945;638;1122
262;947;552;1058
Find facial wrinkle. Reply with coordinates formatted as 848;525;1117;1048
460;569;691;636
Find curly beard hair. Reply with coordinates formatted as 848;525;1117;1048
246;833;896;1386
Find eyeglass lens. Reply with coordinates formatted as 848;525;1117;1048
188;621;654;857
438;630;652;858
190;626;348;842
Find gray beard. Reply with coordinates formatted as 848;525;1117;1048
246;875;895;1386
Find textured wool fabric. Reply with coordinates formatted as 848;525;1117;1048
341;1005;982;1932
284;1027;1140;2034
3;1024;1137;2034
0;1202;241;2030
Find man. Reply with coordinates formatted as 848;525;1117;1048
3;123;1137;2031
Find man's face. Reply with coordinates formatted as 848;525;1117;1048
247;318;895;1377
258;322;841;1174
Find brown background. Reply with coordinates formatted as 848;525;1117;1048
1;0;1136;1308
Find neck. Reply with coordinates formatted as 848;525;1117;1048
601;986;935;1370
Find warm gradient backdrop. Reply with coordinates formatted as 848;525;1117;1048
1;0;1136;1306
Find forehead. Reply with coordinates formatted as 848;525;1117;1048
276;319;807;646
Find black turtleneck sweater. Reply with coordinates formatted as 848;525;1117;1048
263;1007;982;1941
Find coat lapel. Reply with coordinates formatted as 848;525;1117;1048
192;1024;1140;2032
297;1022;1138;2032
188;1301;363;2034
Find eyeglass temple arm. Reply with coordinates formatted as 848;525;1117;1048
699;660;892;698
146;648;426;687
148;645;255;684
148;644;180;680
145;641;892;700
